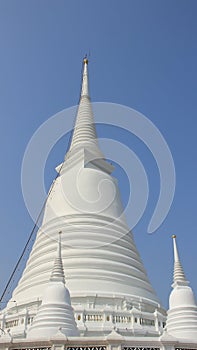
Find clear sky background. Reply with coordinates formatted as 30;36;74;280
0;0;197;309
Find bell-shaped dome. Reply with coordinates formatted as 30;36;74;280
169;285;196;309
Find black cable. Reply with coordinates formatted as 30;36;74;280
0;163;64;305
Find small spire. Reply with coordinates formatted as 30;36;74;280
172;235;187;286
50;231;65;284
81;56;89;97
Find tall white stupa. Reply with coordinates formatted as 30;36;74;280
0;58;197;350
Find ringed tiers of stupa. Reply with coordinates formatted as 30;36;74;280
0;58;197;350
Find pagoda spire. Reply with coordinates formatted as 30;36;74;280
172;235;187;286
67;57;104;159
50;231;65;284
81;56;89;97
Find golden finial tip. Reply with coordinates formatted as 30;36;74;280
83;57;88;64
172;234;176;239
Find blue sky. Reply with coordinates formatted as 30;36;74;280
0;0;197;309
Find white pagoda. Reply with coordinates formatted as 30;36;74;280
0;58;197;350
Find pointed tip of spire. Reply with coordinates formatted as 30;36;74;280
83;56;88;65
57;231;62;258
172;234;180;262
81;56;89;98
58;230;62;243
171;234;188;287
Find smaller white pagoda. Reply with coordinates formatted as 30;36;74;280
165;235;197;340
27;232;79;339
